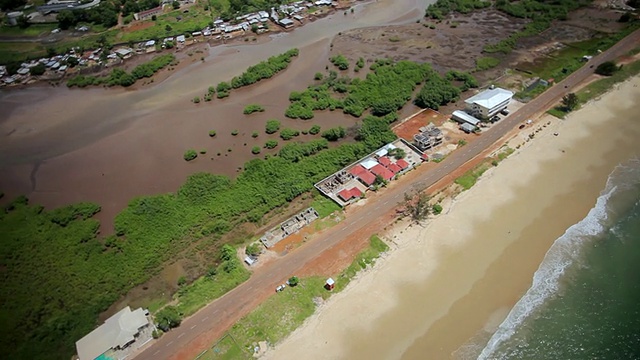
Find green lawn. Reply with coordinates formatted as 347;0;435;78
175;259;251;317
0;41;46;63
455;162;492;190
310;195;342;218
0;23;58;37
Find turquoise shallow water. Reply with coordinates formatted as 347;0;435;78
479;159;640;360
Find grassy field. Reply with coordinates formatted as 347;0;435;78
310;195;342;218
175;259;251;317
0;41;46;63
577;59;640;104
0;23;58;37
454;162;492;190
202;235;389;359
548;58;640;119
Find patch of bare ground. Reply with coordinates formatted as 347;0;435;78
330;10;527;75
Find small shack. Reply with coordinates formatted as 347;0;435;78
325;278;335;291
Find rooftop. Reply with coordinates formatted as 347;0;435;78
76;307;149;360
464;87;514;109
370;164;395;181
452;110;480;126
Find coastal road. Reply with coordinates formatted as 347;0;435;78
135;29;640;360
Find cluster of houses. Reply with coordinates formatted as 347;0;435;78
316;139;424;207
1;0;341;86
0;48;114;85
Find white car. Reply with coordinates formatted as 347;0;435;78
276;284;286;292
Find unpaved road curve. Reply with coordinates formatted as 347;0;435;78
134;28;640;360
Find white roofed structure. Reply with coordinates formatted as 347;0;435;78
75;306;149;360
452;110;480;126
360;158;378;169
464;87;514;119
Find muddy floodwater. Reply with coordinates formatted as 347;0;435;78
0;0;431;231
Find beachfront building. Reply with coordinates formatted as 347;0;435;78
464;87;514;119
75;306;152;360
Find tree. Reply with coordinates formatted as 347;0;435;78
251;146;261;154
561;93;579;111
220;244;235;261
403;192;431;223
265;119;281;134
251;24;259;33
387;147;405;159
156;306;182;331
16;14;30;29
308;125;321;135
321;126;346;141
595;61;619;76
264;140;278;149
0;0;26;11
183;149;197;161
288;276;299;286
245;243;262;256
172;0;179;9
29;63;46;76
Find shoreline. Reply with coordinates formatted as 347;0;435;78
262;76;640;359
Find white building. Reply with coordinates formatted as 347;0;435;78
464;87;514;119
76;306;150;360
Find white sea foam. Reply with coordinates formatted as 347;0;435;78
477;180;619;360
478;159;640;359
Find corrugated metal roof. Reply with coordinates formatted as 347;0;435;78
464;88;514;110
452;110;480;126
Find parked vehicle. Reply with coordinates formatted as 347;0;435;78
500;108;510;116
276;284;286;292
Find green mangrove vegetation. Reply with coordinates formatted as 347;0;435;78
67;54;176;88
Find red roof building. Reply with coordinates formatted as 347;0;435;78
377;156;391;167
349;165;367;176
371;164;395;181
388;163;402;174
337;187;363;201
396;159;410;170
350;165;376;186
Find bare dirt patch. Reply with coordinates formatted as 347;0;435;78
331;10;527;74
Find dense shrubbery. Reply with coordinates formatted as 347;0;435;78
264;140;278;149
184;149;198;161
265;119;281;134
446;70;479;91
206;49;299;98
243;104;265;114
475;56;501;71
425;0;490;20
321;126;346;141
286;59;437;119
277;139;329;162
330;54;350;70
279;128;300;140
68;54;175;88
414;73;461;110
595;61;619;76
308;124;321;135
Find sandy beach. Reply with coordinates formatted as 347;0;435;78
263;76;640;360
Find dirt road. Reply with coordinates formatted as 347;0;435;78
134;29;640;360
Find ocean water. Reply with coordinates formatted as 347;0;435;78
478;159;640;360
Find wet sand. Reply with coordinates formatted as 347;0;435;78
0;0;430;231
262;77;640;360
